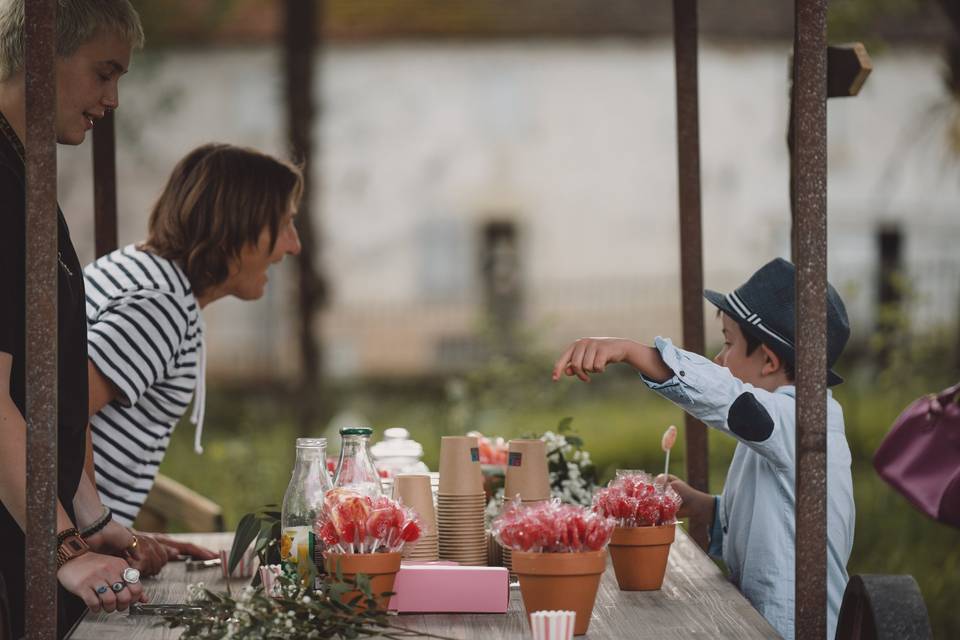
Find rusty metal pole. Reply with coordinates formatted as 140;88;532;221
23;1;59;638
93;111;118;257
284;0;326;430
792;0;829;637
673;0;709;550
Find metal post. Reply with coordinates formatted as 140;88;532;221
284;0;325;430
93;111;118;258
673;0;709;550
792;0;829;637
23;1;59;638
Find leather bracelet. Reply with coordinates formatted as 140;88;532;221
79;506;113;538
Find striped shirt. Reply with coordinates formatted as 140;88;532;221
85;245;205;526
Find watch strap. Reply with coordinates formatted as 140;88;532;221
56;530;90;569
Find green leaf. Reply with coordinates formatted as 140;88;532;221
229;512;260;575
355;573;371;595
556;416;573;433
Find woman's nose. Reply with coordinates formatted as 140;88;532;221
286;226;302;256
102;83;119;110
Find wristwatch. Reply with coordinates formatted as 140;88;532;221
56;528;90;569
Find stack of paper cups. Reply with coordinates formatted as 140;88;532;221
529;611;576;640
437;435;487;566
501;438;552;571
393;473;439;561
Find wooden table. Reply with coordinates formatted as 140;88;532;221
68;528;780;639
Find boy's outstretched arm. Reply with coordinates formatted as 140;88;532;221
552;337;673;383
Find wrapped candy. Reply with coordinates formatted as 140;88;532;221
661;425;678;452
314;488;422;554
491;498;615;553
468;430;509;466
592;472;682;527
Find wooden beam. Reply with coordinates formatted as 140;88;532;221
827;43;872;98
134;474;225;533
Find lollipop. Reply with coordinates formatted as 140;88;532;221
661;425;678;481
594;473;683;526
317;488;422;554
492;499;614;552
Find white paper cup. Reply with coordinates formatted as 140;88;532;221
529;610;576;640
220;547;257;579
258;564;283;598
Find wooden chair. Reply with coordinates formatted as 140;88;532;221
835;574;932;640
133;473;225;533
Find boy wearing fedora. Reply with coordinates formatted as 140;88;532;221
552;258;855;640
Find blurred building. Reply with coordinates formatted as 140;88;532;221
57;0;960;380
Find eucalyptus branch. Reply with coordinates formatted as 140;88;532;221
160;570;457;640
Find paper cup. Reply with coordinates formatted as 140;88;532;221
220;547;257;579
438;436;484;495
504;439;551;502
529;610;576;640
393;473;438;535
258;564;282;598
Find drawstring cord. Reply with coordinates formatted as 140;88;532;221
190;331;207;454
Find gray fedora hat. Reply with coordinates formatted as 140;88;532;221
704;258;850;386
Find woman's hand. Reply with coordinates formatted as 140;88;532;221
146;533;217;560
57;552;147;613
656;474;715;522
86;523;169;576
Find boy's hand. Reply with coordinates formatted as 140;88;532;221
656;474;715;522
552;337;639;382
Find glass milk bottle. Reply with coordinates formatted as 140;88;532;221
333;427;383;497
281;438;332;580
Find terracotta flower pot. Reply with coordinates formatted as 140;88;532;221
323;552;402;609
511;549;606;636
608;523;675;591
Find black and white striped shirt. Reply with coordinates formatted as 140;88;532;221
85;245;205;526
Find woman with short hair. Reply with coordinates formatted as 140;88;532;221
0;1;147;636
84;143;303;528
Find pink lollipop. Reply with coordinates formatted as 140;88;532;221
661;425;678;481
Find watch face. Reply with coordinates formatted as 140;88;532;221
65;537;86;552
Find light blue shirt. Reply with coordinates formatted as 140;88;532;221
641;337;855;640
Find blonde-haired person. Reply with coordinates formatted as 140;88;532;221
0;1;148;636
83;143;303;535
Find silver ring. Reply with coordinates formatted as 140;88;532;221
111;581;125;592
95;585;109;595
122;567;141;584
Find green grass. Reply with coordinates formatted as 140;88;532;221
158;369;960;638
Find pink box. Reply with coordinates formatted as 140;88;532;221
388;562;510;613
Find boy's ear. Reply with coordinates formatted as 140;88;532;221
759;344;783;377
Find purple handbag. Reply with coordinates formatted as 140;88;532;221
873;382;960;528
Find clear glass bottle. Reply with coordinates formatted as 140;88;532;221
281;438;332;580
333;427;383;497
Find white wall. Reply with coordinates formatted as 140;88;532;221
56;40;960;379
